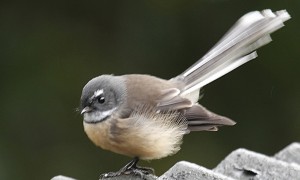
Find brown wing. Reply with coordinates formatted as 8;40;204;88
156;88;193;111
157;88;236;131
185;104;236;131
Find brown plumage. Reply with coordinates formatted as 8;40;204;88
80;9;290;176
83;74;235;160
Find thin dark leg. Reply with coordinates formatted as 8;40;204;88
99;157;154;179
121;157;139;171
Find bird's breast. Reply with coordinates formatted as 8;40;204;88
83;111;187;160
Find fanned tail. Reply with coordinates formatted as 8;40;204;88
175;9;290;98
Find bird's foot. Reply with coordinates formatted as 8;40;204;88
99;157;155;179
100;166;154;179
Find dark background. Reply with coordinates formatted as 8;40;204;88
0;0;299;179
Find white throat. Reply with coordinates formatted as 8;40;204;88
83;108;116;123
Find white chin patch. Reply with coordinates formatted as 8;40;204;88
83;108;116;123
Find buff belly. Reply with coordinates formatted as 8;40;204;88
83;116;186;160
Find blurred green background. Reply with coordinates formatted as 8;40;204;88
0;0;299;179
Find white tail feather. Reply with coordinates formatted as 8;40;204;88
175;9;290;97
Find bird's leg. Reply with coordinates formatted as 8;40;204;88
120;157;140;172
120;157;154;175
100;157;154;179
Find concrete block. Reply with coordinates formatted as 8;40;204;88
275;142;300;165
158;161;233;180
99;173;157;180
214;148;300;180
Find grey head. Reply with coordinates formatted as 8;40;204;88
80;75;126;124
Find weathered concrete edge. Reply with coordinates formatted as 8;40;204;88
51;142;300;180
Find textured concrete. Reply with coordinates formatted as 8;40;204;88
275;142;300;165
214;148;300;180
99;173;157;180
52;142;300;180
158;161;233;180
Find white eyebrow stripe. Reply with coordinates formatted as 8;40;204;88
94;89;104;97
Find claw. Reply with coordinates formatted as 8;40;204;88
99;157;155;179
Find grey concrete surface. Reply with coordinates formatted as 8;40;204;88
52;142;300;180
275;142;300;165
158;161;233;180
214;148;300;180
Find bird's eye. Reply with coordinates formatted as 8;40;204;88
97;96;105;104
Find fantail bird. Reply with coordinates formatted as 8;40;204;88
79;9;290;176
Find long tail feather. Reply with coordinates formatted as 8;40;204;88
175;9;290;97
